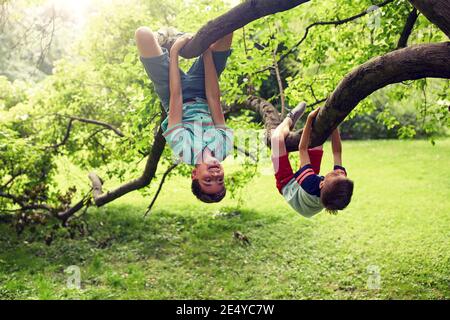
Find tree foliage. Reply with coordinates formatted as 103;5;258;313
0;0;448;232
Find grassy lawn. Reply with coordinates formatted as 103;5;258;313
0;139;449;299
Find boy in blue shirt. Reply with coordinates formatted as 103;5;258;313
271;103;354;217
135;27;233;203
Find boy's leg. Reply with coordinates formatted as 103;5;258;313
186;33;233;79
210;33;233;52
182;33;233;102
135;26;171;112
271;118;295;193
299;143;324;174
135;26;164;58
271;118;292;158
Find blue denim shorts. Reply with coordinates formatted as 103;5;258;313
140;47;232;113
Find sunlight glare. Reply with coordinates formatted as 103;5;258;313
47;0;93;26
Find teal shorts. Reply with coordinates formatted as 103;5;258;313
140;48;232;113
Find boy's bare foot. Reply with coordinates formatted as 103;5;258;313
286;102;307;130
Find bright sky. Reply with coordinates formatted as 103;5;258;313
49;0;93;13
47;0;94;27
46;0;242;27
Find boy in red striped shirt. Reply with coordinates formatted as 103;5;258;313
271;103;354;218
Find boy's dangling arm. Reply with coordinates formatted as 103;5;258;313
331;128;343;166
168;35;191;128
299;108;320;168
204;48;226;126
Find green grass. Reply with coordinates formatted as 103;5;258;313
1;139;449;299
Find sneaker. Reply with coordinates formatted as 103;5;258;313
286;102;307;129
154;27;185;51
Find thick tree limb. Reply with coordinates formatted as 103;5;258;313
229;96;282;145
235;43;450;151
179;0;311;58
283;42;450;150
397;8;419;49
408;0;450;38
89;127;166;207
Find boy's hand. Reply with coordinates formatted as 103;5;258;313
170;34;193;54
307;107;320;121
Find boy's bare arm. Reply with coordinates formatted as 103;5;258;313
299;108;320;167
167;35;192;128
203;49;226;126
331;128;343;166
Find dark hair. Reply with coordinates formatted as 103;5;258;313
191;179;226;203
320;176;354;214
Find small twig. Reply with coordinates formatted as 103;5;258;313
310;97;328;108
35;5;56;73
144;163;178;218
397;8;419;49
68;116;125;137
255;0;395;74
233;231;251;246
1;171;22;189
234;146;257;162
272;47;286;117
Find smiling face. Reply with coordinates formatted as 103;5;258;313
191;157;225;195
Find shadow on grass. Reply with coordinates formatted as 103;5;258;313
0;203;288;276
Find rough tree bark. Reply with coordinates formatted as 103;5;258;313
179;0;311;58
408;0;450;38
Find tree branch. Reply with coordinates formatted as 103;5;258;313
0;191;53;212
47;115;125;150
257;0;395;74
57;191;91;224
230;95;282;145
143;163;178;217
179;0;311;58
234;43;450;152
1;171;22;189
284;42;450;151
397;8;419;49
234;146;258;162
272;47;286;117
408;0;450;37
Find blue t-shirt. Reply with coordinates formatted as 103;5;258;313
161;101;233;165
